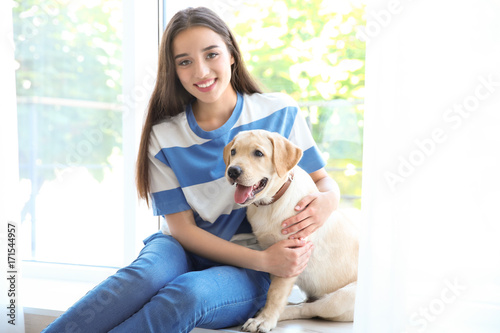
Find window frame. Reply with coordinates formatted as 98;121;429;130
21;0;365;316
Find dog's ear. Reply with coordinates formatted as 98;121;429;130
223;137;236;168
270;133;303;178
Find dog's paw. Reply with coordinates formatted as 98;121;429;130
241;316;277;333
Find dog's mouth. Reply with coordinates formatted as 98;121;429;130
234;178;268;204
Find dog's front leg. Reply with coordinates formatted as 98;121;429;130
242;275;297;333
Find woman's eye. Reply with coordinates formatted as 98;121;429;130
207;52;218;59
231;149;236;156
254;150;264;157
178;59;191;66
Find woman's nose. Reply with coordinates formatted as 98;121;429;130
194;60;210;78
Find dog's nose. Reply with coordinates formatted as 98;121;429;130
227;166;242;180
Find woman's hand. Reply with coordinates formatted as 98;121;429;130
280;168;340;240
262;238;314;278
281;191;336;240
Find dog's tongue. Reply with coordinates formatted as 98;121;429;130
234;184;253;204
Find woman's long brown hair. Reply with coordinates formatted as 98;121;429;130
136;7;261;205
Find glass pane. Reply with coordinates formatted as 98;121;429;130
14;0;124;266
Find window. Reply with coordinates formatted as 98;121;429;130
13;0;365;315
164;0;366;208
15;0;123;267
13;0;159;312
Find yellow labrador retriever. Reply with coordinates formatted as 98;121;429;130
223;130;359;333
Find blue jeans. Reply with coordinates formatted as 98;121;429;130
42;232;270;333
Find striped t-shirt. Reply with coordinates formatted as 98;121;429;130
148;92;326;242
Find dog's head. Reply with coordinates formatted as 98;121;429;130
223;130;303;206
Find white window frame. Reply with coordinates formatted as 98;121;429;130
23;0;161;316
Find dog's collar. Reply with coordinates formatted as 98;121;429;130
254;170;294;207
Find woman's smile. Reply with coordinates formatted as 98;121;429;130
195;78;217;91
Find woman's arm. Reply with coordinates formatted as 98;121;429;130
165;210;314;278
281;168;340;239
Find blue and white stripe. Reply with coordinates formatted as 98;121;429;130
148;92;325;240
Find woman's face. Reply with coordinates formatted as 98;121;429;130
173;26;235;106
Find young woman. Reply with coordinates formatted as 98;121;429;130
44;7;339;332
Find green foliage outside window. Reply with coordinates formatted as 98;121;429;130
14;0;123;184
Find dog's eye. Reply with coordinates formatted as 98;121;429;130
231;149;236;156
254;150;264;157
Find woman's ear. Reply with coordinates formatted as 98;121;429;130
269;133;303;178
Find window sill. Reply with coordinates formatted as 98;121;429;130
22;274;306;316
22;261;118;317
21;265;308;332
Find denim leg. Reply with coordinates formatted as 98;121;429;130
109;265;271;333
43;233;191;333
